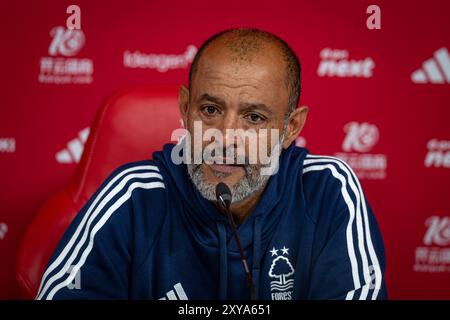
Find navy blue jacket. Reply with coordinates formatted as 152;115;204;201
36;143;387;300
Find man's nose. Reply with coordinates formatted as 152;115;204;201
221;112;240;148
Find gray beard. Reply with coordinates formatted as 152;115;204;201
187;162;271;203
187;129;286;204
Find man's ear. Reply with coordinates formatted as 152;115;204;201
178;85;190;126
283;106;308;149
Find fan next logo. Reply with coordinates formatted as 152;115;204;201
39;26;93;84
317;48;375;78
424;139;450;169
335;122;387;180
414;216;450;273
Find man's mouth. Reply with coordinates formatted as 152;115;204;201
209;163;244;174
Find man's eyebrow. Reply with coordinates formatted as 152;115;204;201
197;93;273;115
197;93;226;105
239;102;273;115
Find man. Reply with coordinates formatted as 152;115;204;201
36;28;387;300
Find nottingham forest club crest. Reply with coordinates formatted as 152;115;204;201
268;246;295;300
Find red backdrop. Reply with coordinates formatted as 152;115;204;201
1;0;449;299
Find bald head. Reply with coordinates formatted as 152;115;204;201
189;28;301;114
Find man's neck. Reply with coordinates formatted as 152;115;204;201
228;185;266;225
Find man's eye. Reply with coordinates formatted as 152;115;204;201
246;113;265;124
201;105;219;116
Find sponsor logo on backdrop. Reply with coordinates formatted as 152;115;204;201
56;127;90;164
335;122;387;180
0;137;16;153
424;139;450;168
414;216;450;273
317;48;375;78
39;26;93;84
0;223;8;240
123;45;197;72
411;47;450;84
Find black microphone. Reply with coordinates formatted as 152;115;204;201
215;182;257;300
216;182;232;210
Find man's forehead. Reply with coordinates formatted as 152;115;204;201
189;40;290;110
192;51;286;93
195;64;271;88
192;71;286;108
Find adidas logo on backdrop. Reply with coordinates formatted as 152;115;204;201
55;127;90;164
411;47;450;84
